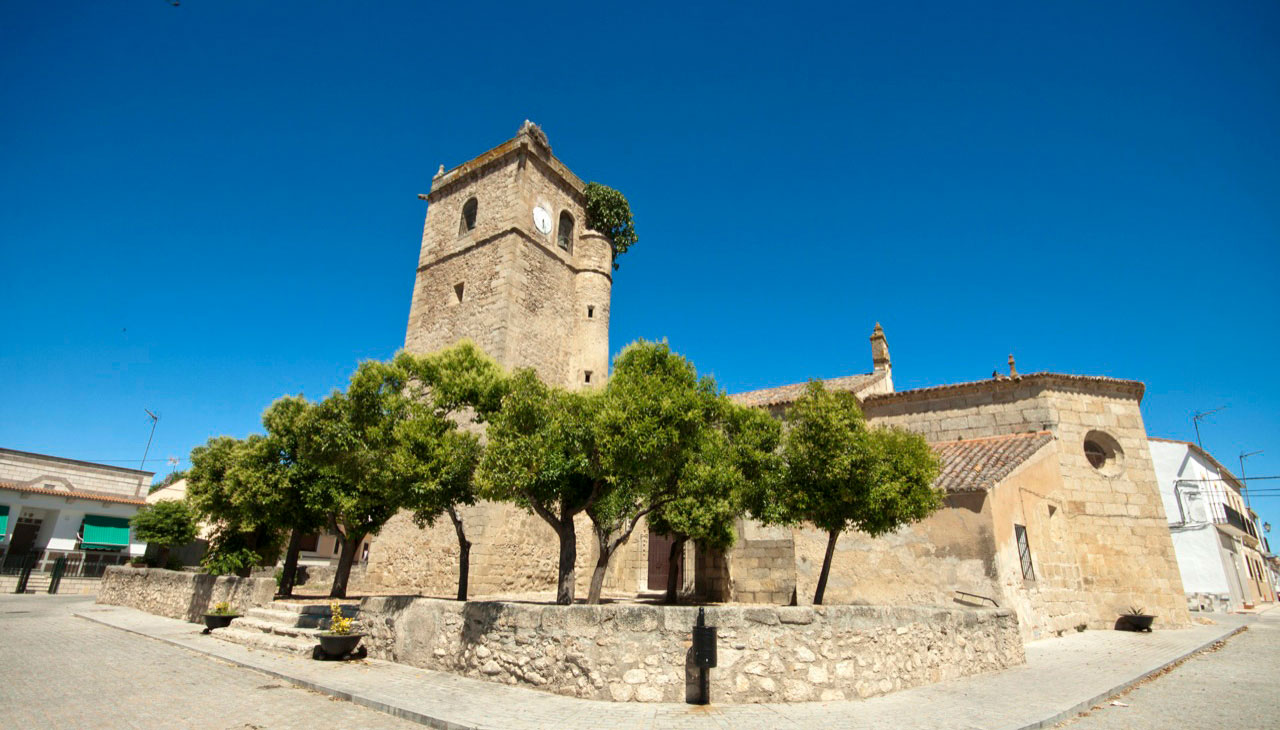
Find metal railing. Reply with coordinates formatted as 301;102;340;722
1222;504;1260;540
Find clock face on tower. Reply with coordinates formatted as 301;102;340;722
532;206;552;236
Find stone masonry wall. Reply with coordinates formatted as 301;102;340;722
787;491;1001;609
359;598;1023;703
863;379;1190;631
363;504;644;599
96;566;275;622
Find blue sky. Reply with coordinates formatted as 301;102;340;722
2;2;1278;537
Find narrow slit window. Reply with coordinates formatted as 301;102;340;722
454;282;465;303
587;305;594;319
584;370;592;384
459;197;478;234
1015;524;1035;581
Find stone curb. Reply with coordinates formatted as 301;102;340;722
74;607;1250;730
1015;623;1249;730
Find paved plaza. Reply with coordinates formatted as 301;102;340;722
0;593;1266;729
0;595;420;730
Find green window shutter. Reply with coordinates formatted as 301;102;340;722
80;515;131;551
0;505;9;537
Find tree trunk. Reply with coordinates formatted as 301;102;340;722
447;507;470;602
279;529;303;597
587;527;612;605
158;545;171;569
664;536;686;604
330;533;360;599
556;518;577;605
813;530;840;606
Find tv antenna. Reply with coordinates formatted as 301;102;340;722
141;409;160;470
1240;449;1264;510
1191;405;1227;449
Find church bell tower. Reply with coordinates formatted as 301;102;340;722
404;122;612;389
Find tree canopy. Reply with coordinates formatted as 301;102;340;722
390;342;509;600
476;369;602;604
773;380;943;605
583;182;637;268
129;499;198;566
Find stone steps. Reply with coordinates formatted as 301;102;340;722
230;616;325;640
245;607;327;628
210;599;360;657
210;625;317;656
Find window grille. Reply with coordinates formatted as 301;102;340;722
1015;524;1035;581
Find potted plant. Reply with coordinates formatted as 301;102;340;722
1118;605;1156;632
315;601;363;659
202;601;240;634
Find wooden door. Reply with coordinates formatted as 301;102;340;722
646;530;683;591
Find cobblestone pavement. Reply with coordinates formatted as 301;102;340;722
0;594;421;730
1059;608;1280;729
64;596;1252;730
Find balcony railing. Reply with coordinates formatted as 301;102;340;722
1221;504;1260;541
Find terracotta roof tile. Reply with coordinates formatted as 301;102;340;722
0;480;147;506
931;432;1054;493
730;372;886;408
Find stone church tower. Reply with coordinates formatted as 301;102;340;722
364;123;631;599
404;121;611;388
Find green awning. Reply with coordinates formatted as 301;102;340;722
80;514;131;551
0;505;9;538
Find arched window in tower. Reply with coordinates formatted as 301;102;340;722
557;211;574;252
459;197;478;235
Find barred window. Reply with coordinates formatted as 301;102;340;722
1015;524;1035;581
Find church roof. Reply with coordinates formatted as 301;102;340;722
931;431;1055;493
864;372;1144;405
729;372;887;409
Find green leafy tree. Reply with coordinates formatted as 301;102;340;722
306;360;417;598
583;182;638;268
774;381;943;605
649;397;783;603
391;342;509;601
476;369;603;605
187;435;284;577
260;396;330;597
584;341;720;604
129;499;198;567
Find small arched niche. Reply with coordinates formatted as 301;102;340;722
459;197;478;235
557;211;574;252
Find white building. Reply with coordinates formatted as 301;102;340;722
1149;438;1272;611
0;448;150;583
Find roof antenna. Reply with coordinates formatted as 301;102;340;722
1191;405;1226;449
141;409;159;470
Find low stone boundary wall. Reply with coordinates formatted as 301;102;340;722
96;567;275;622
359;598;1024;703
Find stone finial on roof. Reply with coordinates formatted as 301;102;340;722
434;164;445;179
519;119;552;153
1008;353;1018;378
871;323;891;372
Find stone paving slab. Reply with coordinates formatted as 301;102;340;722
75;603;1250;730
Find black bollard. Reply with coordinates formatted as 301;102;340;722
692;607;718;704
14;552;36;594
48;556;67;594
